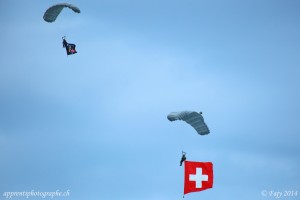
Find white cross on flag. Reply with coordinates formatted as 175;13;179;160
184;161;213;195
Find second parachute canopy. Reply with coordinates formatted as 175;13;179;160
43;3;80;23
167;111;210;135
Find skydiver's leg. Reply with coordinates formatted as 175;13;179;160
65;47;69;55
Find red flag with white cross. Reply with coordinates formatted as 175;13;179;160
184;161;213;195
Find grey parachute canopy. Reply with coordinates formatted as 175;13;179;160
167;111;210;135
43;3;80;23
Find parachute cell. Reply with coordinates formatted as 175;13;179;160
43;3;80;23
167;111;210;135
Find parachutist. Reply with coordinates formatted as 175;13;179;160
62;36;77;55
62;36;67;48
180;151;186;166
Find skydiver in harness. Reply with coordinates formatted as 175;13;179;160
180;151;186;166
62;36;68;48
62;36;77;55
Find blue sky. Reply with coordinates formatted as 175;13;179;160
0;0;300;199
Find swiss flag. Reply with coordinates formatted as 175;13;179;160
184;161;213;195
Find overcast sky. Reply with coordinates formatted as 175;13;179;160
1;0;300;199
